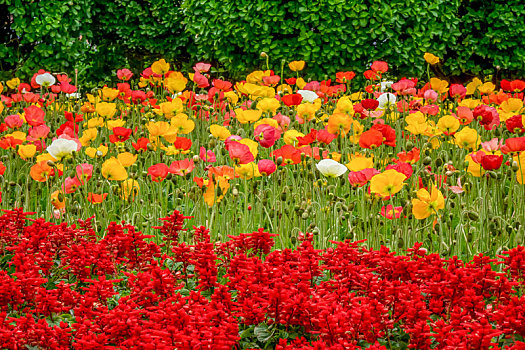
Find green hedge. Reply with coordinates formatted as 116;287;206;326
1;0;524;84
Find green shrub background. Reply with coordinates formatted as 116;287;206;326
1;0;524;85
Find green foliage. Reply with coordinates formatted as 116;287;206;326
182;0;464;80
1;0;524;82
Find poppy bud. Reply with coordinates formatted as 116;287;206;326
423;156;432;165
47;160;56;167
397;237;404;248
467;211;479;220
260;52;268;58
276;156;283;166
511;161;519;172
435;158;443;167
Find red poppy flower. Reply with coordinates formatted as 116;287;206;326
87;192;108;204
348;168;380;187
0;136;23;149
254;124;280;148
173;137;192;152
359;129;383;149
481;154;503;171
449;84;467;99
371;123;396;147
131;90;147;104
506;115;525;134
281;94;303;107
362;99;379;111
109;127;132;143
336;71;356;83
258;159;277;176
271;145;301;165
228;142;254;164
24;105;45;127
386;162;413;179
501;79;525;92
296;129;317;146
193;71;210;88
117;68;133;81
148;163;169;182
371;61;388;74
501;137;525;155
317;129;336;145
364;70;380;81
395;148;420;164
285;78;297;85
64;111;83;123
132;137;150;152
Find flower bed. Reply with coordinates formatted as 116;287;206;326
0;209;524;348
1;57;525;259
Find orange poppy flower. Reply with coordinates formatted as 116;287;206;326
87;193;108;204
30;161;55;182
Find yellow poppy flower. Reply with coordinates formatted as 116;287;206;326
257;98;280;114
85;117;104;128
96;102;117;118
254;118;279;130
106;119;126;130
465;78;482;95
235;162;261;179
85;145;108;158
289;60;306;71
117;152;137;167
437;115;460;135
369;169;407;197
79;128;98;146
18;144;37;160
454;127;480;150
156;99;184;118
210;124;231;141
346;156;374;172
423;53;439;65
120;179;140;200
224;91;239;105
165;75;187;92
235;109;262;124
412;186;445;219
430;78;449;94
101;157;128;181
151;59;170;75
296;77;307;89
100;87;119;101
478;82;495;95
171;113;195;134
283;129;305;145
6;77;20;90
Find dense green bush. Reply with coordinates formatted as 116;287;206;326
182;0;463;80
0;0;524;83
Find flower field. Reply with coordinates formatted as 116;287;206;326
1;57;525;348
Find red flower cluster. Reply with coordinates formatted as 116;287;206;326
0;208;524;349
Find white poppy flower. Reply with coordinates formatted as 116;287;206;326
46;139;78;161
380;81;394;92
297;90;319;103
316;159;347;178
377;93;397;109
35;73;56;87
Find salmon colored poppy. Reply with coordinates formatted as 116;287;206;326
169;159;195;176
